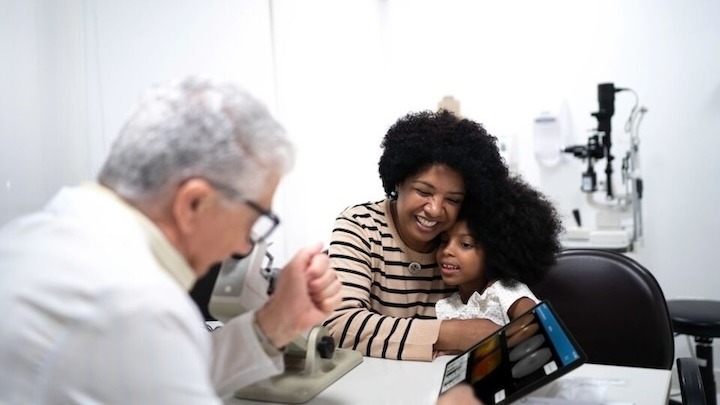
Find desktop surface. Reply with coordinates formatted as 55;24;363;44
225;356;671;405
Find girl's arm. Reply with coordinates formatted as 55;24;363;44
507;296;538;321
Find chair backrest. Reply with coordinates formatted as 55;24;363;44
530;249;674;369
677;357;707;405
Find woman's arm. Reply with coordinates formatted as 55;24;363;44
323;204;443;361
435;318;501;354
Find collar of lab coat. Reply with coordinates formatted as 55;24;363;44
82;183;197;291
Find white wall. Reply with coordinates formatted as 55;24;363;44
269;0;720;303
0;0;90;220
2;0;719;366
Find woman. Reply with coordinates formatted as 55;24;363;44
322;109;509;361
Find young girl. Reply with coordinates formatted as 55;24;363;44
435;175;563;325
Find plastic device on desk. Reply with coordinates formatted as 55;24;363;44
208;241;363;404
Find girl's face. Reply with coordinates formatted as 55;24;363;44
436;219;486;287
393;164;465;252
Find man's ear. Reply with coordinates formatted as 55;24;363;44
172;178;216;235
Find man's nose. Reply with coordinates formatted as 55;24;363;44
232;238;255;260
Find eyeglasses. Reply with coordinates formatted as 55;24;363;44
191;177;281;245
242;198;280;244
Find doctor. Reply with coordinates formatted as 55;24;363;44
0;77;341;404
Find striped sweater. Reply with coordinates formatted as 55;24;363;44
322;199;455;361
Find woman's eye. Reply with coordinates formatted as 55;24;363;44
415;189;431;197
447;199;462;205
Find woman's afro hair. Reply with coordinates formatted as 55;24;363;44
463;175;563;286
378;109;508;206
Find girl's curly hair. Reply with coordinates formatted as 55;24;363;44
463;175;563;286
378;109;508;207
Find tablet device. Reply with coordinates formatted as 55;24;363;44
439;300;586;404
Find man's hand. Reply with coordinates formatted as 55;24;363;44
437;384;482;405
255;242;341;348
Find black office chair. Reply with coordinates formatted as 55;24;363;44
189;262;221;321
530;248;675;369
667;299;720;405
677;356;708;405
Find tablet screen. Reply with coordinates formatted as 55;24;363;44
439;301;586;404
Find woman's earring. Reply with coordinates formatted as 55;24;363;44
389;190;398;200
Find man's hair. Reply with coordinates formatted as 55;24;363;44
98;77;293;203
378;109;508;207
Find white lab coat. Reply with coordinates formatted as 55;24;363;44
0;184;282;404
